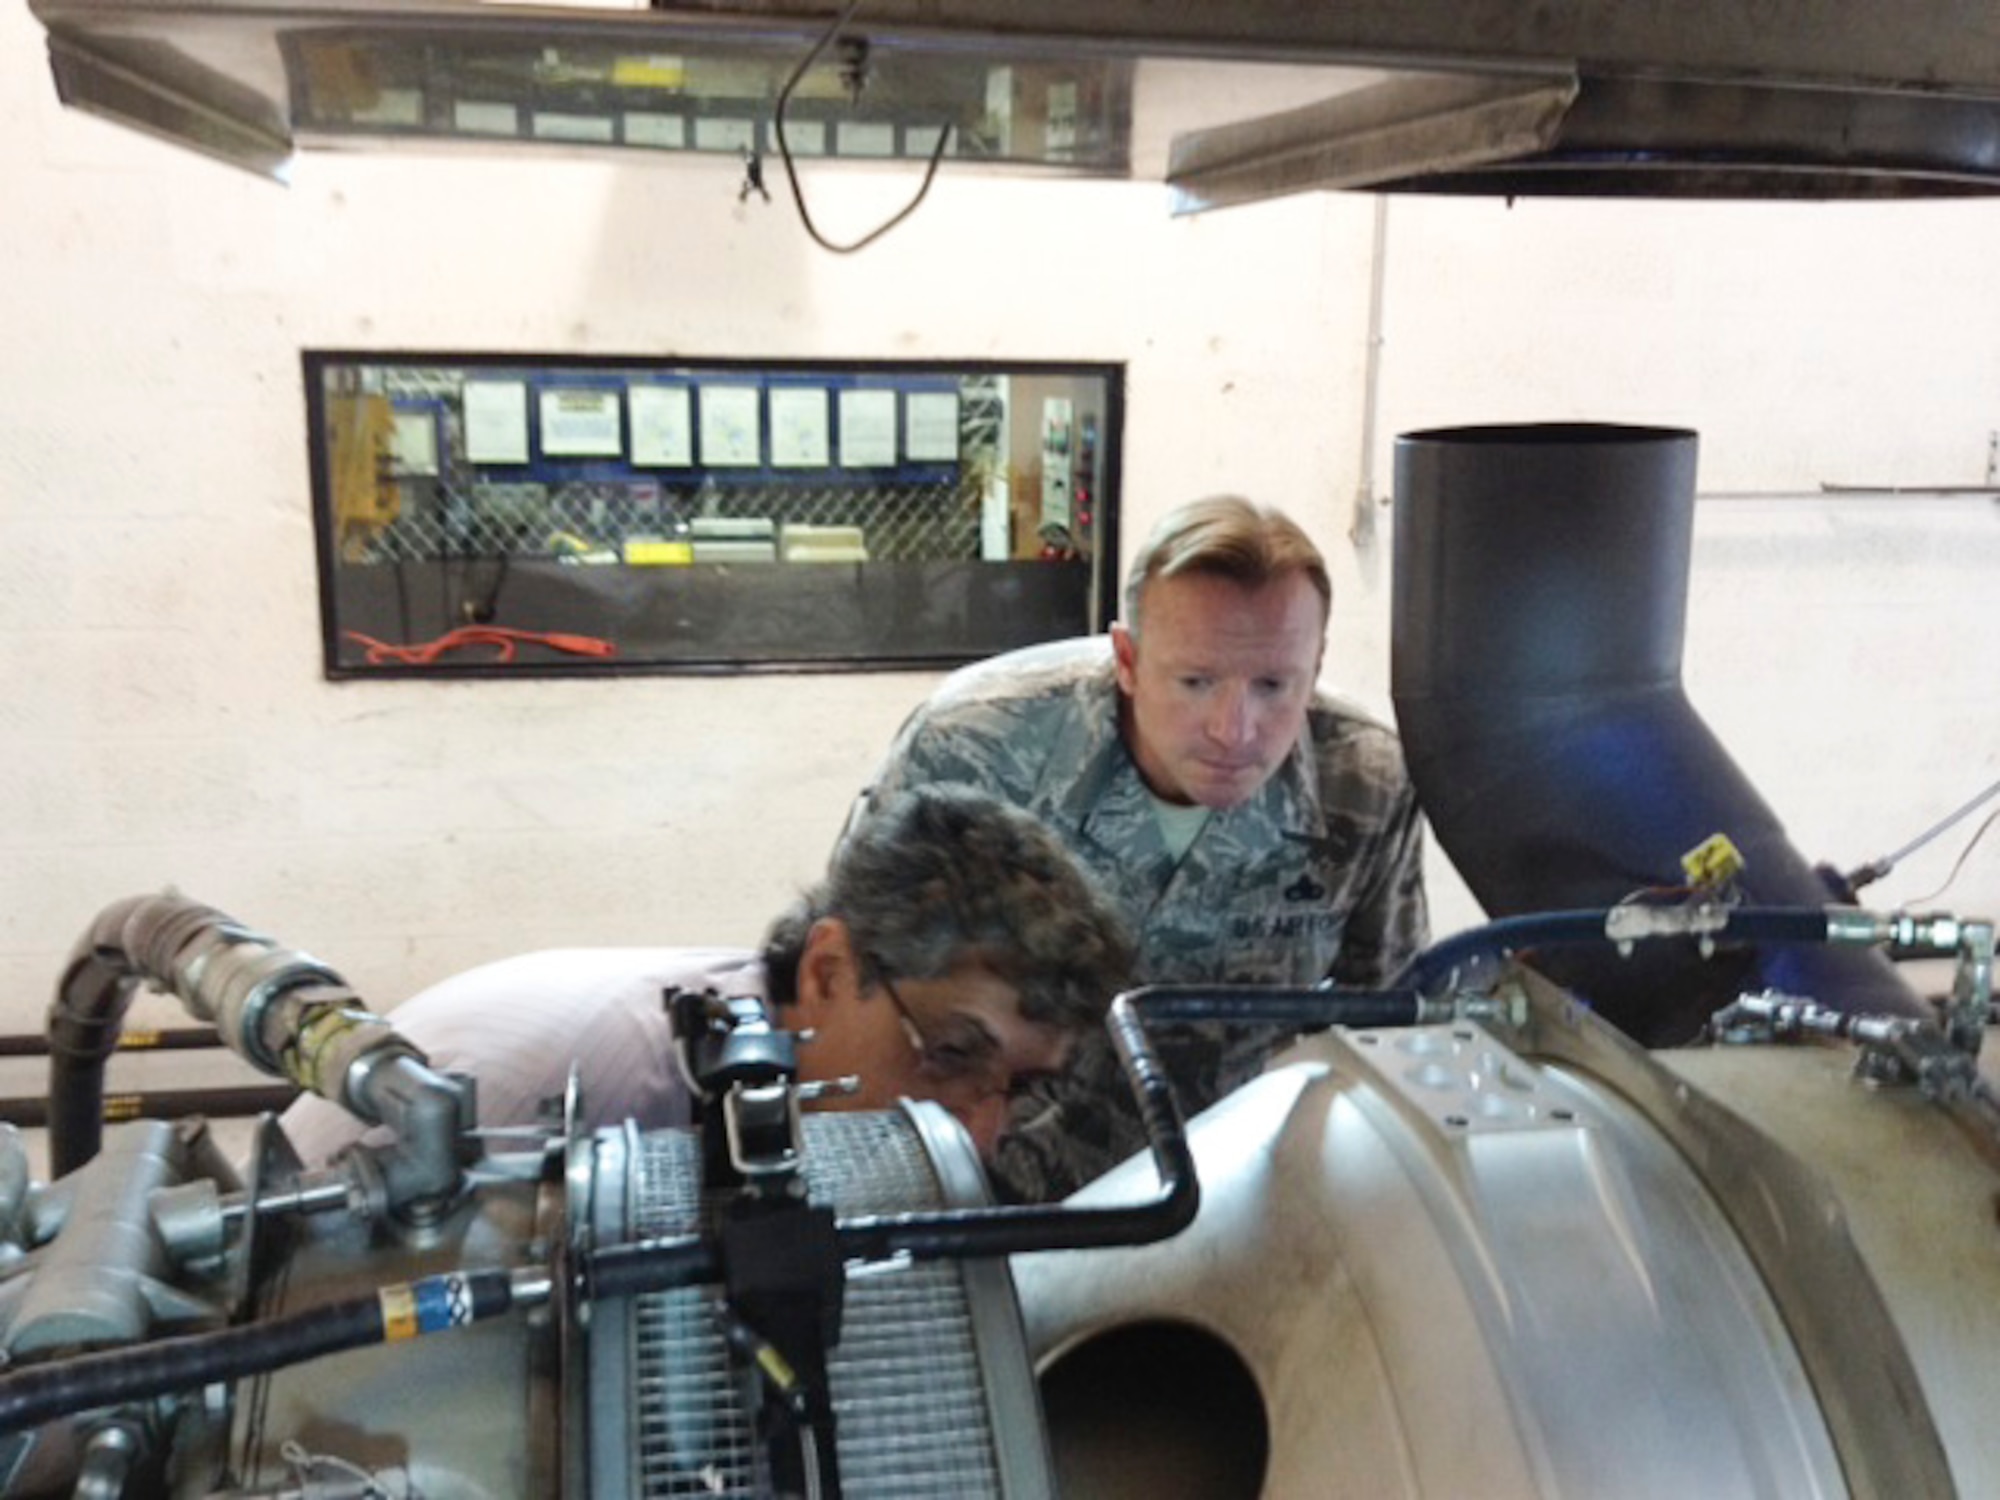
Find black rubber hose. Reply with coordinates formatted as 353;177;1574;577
0;1270;515;1434
836;989;1202;1261
1392;905;1837;997
584;1235;717;1303
47;897;153;1177
1125;985;1422;1031
47;896;223;1176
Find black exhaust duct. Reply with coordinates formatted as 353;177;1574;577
1390;422;1923;1045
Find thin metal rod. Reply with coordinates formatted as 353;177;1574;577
0;1086;298;1131
1875;777;2000;872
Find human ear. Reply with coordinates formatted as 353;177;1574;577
1111;621;1140;696
794;916;860;1030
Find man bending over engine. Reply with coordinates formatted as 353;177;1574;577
279;785;1134;1166
845;496;1430;1200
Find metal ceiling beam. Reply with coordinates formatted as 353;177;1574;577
657;0;2000;99
46;34;292;178
1167;72;1581;214
26;0;2000;197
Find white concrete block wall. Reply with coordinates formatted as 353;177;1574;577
3;4;1996;1079
1686;498;2000;914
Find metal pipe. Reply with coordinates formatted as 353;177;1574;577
70;1419;143;1500
0;1086;298;1132
0;1027;224;1059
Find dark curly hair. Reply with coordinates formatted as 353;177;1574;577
764;786;1132;1031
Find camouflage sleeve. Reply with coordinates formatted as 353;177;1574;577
1331;789;1429;987
986;1010;1239;1203
1322;728;1432;989
861;696;1043;814
985;1029;1142;1203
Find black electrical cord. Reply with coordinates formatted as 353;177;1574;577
770;0;953;254
1898;806;2000;906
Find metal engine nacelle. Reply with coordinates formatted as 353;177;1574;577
1021;957;2000;1498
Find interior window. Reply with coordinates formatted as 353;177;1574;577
306;353;1121;676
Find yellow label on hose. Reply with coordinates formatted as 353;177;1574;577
755;1342;800;1392
380;1284;419;1342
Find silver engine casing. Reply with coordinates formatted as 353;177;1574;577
1018;966;2000;1499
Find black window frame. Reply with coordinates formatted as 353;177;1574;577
305;350;1123;679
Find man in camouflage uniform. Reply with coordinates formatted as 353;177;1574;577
852;495;1430;1200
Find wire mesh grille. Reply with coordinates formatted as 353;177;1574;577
624;1116;1007;1499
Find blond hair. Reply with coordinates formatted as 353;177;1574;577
1122;495;1331;631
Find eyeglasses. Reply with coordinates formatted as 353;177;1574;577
874;968;1016;1106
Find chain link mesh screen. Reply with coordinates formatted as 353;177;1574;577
358;474;983;564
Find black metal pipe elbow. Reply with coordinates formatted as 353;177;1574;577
1391;423;1923;1044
